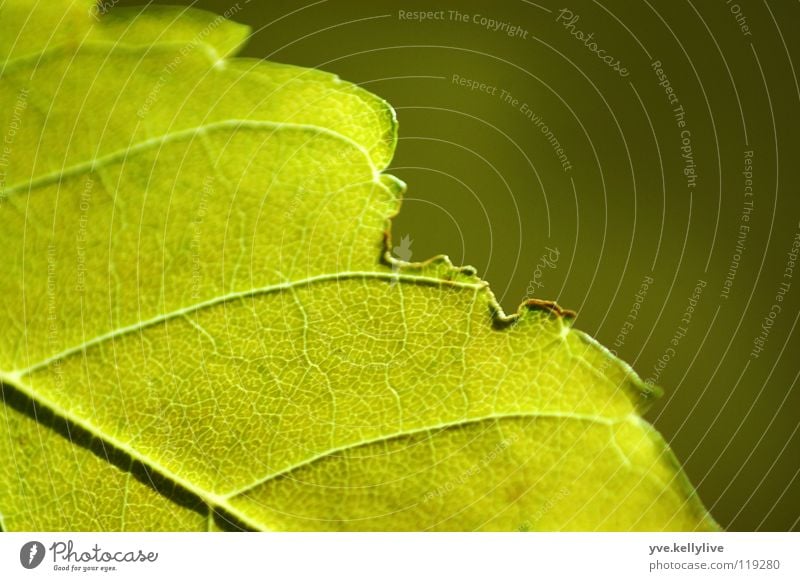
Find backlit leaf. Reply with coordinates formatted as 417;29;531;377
0;0;717;531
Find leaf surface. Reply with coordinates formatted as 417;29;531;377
0;0;718;531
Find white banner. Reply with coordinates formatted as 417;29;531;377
1;532;797;580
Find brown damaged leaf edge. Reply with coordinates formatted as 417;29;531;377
382;195;662;412
382;205;577;325
377;161;672;439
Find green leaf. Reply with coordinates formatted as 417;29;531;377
0;0;717;531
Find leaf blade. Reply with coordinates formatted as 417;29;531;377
0;1;717;532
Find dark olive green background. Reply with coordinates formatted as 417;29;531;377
121;0;799;531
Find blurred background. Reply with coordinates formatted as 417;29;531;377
115;0;799;531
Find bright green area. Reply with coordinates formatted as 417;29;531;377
0;0;716;531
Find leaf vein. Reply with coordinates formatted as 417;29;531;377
10;272;486;377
